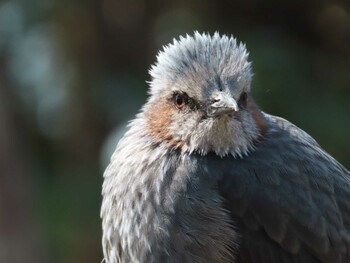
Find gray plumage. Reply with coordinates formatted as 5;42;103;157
101;32;350;263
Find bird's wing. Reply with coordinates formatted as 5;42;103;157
217;114;350;263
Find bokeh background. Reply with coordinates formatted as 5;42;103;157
1;0;350;262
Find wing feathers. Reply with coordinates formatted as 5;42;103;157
217;115;350;263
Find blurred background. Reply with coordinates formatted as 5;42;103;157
0;0;350;262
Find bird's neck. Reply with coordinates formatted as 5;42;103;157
190;114;263;158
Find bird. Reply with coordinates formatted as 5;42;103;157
100;32;350;263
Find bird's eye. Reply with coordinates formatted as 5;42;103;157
174;93;187;109
238;92;248;108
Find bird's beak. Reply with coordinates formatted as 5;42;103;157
207;92;239;117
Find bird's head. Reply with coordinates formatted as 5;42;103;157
143;32;267;157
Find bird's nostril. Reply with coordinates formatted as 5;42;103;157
211;94;222;103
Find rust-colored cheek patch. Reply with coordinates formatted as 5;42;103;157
247;95;268;137
146;101;185;148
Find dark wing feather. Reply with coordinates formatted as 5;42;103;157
216;114;350;263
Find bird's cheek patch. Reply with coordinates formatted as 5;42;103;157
146;101;186;148
247;96;268;136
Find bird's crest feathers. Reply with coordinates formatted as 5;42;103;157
149;32;252;97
